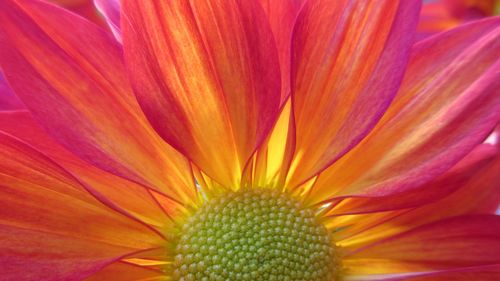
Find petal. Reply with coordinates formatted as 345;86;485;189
0;131;162;247
50;0;104;26
0;131;163;280
259;0;303;103
86;261;165;281
343;264;500;281
309;17;500;204
0;72;23;110
345;215;500;275
417;2;459;41
241;0;306;187
0;0;196;203
287;0;421;188
0;225;140;281
245;100;296;189
336;145;500;248
444;0;496;19
485;124;499;145
396;266;500;281
323;143;497;214
93;0;121;42
122;0;281;187
0;110;190;232
245;0;306;188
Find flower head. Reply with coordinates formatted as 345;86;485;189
0;0;499;280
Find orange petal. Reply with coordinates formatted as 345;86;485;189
389;265;500;281
0;0;196;203
345;215;500;275
309;17;500;204
286;0;421;188
337;143;500;249
323;143;497;214
0;110;191;231
245;99;296;189
0;131;163;280
108;0;305;72
0;225;146;281
86;261;165;281
122;0;282;188
343;263;500;281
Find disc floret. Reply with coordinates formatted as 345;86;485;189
173;189;338;281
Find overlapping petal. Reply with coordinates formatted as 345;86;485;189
93;0;305;102
49;0;104;26
86;261;166;281
308;17;500;205
93;0;121;42
0;72;23;110
391;265;500;281
100;0;302;101
259;0;304;103
246;100;296;189
0;110;190;232
336;145;500;248
1;226;140;281
0;131;163;280
286;0;421;188
122;0;281;188
323;143;497;214
344;261;500;281
238;0;306;188
344;215;500;278
0;0;196;203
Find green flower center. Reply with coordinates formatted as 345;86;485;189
173;189;338;281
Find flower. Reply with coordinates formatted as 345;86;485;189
0;0;499;280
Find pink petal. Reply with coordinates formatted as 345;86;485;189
259;0;303;103
345;215;500;276
0;0;196;202
344;264;500;281
0;110;192;231
0;72;23;110
336;148;500;246
309;17;500;204
323;143;498;214
94;0;121;42
286;0;421;188
0;131;162;280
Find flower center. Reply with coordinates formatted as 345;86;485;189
173;189;339;281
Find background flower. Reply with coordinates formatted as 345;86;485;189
418;0;499;40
